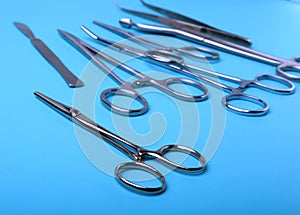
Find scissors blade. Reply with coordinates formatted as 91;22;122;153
81;25;121;48
80;25;146;57
58;29;101;58
91;21;163;50
93;20;138;40
115;3;252;47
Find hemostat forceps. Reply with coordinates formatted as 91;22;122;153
34;91;206;195
93;20;220;62
58;30;208;116
117;5;300;81
81;23;295;116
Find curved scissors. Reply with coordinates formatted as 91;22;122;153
58;30;208;116
81;24;295;116
93;20;220;62
115;5;300;81
35;91;206;194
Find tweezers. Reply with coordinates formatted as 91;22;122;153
116;0;252;47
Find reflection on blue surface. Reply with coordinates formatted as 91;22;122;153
1;0;300;214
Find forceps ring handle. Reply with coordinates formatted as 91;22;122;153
136;77;209;102
115;162;167;195
154;144;207;173
276;56;300;80
223;93;269;116
100;83;149;116
253;74;295;94
157;77;209;102
115;145;206;194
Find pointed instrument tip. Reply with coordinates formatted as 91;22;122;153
13;21;22;27
34;91;74;117
112;1;123;9
13;21;35;39
93;20;113;30
13;21;27;29
57;29;67;36
80;25;98;40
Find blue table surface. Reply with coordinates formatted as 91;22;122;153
1;0;300;214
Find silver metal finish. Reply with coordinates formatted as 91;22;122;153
117;17;300;81
14;22;84;88
82;23;295;116
58;29;208;116
93;20;220;62
117;1;252;47
34;91;206;195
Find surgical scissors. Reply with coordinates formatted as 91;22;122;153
93;20;220;62
117;6;300;81
58;30;208;116
81;23;295;116
34;91;206;195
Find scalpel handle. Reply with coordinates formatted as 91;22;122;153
31;38;84;88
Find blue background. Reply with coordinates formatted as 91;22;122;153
1;0;300;214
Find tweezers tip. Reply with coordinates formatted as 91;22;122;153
112;1;123;9
33;91;41;96
57;29;66;35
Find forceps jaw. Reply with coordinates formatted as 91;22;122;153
34;91;75;119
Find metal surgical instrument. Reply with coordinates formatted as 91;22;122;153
58;30;208;116
119;0;252;47
93;21;220;62
34;91;206;195
14;22;84;88
81;23;295;116
116;6;300;81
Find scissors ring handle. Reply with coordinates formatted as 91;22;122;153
253;74;295;94
222;93;269;116
100;85;149;116
115;161;166;195
276;57;300;80
174;46;220;62
156;77;209;102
